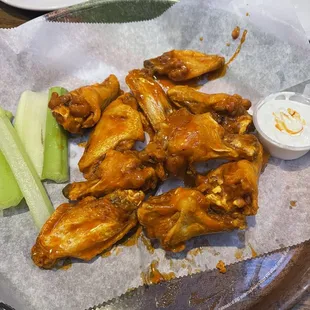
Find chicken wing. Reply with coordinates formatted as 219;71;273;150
167;85;251;115
49;75;120;134
144;50;225;81
32;190;145;269
138;187;246;252
78;93;145;178
161;109;258;172
139;108;259;177
167;85;253;134
126;69;173;131
63;150;157;200
196;143;268;216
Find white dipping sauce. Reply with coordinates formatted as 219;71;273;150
256;99;310;147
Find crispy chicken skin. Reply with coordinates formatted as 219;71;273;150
167;86;253;134
32;190;145;269
78;93;145;178
196;143;268;216
140;108;260;176
163;109;258;162
126;69;173;131
48;75;120;134
216;114;254;134
167;85;251;115
144;50;225;81
63;150;157;200
138;187;246;252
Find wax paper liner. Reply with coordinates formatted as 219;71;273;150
0;0;310;309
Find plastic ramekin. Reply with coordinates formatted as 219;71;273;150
253;92;310;160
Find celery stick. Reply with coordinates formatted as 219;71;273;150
5;110;13;120
14;91;49;178
0;150;23;210
42;87;69;183
0;107;54;229
0;110;23;209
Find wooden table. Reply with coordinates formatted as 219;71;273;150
0;2;42;28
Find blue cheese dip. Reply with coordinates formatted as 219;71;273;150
253;92;310;160
256;99;310;147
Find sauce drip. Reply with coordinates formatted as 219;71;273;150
231;26;240;40
189;247;202;256
226;29;248;66
78;141;87;148
101;248;113;258
141;234;155;254
248;243;257;258
141;260;175;285
208;29;247;81
216;260;227;273
207;65;227;81
114;247;122;256
155;74;208;90
235;249;243;260
122;226;143;247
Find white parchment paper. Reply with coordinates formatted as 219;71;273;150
1;0;310;309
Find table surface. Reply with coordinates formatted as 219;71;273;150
0;2;42;28
0;2;309;309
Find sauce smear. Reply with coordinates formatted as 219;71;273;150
273;108;305;135
248;243;257;258
208;29;247;81
141;234;155;254
226;30;248;66
141;260;175;285
235;249;243;260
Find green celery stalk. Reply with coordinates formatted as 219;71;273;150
5;110;13;120
41;87;69;183
0;107;54;228
0;110;23;209
14;91;49;178
0;147;23;210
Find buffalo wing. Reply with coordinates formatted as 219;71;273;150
196;143;268;216
140;108;260;176
63;150;157;200
126;69;173;131
49;75;120;134
78;93;144;178
144;50;225;81
167;85;253;134
32;190;144;269
138;187;246;252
